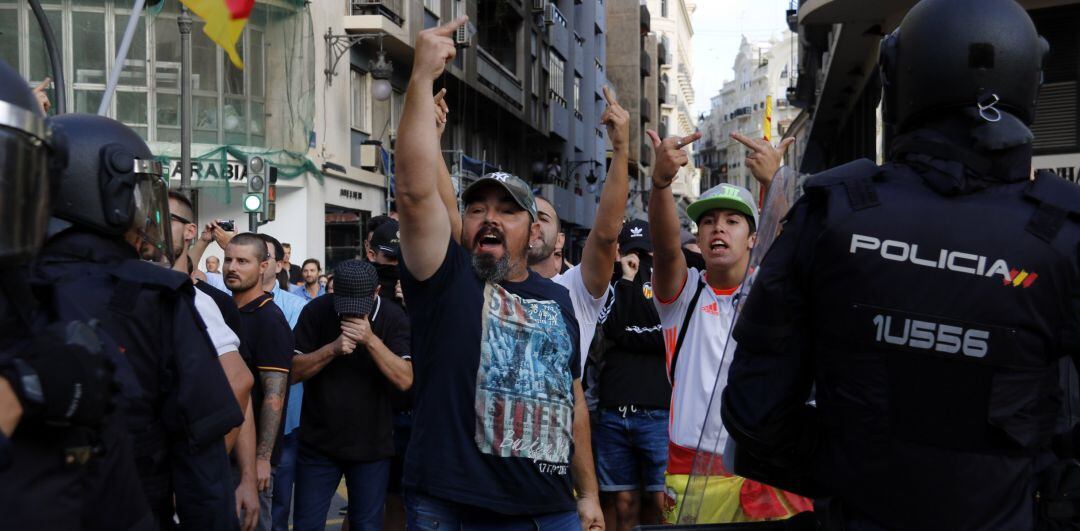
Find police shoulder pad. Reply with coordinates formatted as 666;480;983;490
111;259;193;293
1026;171;1080;217
802;158;881;191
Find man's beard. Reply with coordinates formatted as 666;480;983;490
472;252;511;283
526;235;555;265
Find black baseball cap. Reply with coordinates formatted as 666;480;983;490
619;219;652;255
461;172;538;221
332;259;379;317
371;219;400;258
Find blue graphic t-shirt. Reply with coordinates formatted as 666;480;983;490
400;238;581;515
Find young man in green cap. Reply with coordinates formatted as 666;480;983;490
645;128;809;523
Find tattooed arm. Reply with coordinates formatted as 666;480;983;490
255;370;287;491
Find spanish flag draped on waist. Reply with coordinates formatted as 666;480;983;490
663;441;813;524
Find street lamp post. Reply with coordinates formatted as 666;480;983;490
323;28;393;96
178;6;193;196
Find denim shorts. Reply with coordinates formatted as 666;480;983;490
592;406;669;492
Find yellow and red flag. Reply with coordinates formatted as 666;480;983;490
225;0;254;19
179;0;255;68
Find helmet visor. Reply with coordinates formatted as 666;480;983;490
0;127;50;266
131;159;173;266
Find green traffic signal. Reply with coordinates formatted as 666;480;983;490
243;193;263;213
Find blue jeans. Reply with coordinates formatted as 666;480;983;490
593;407;669;492
292;442;390;531
405;491;579;531
271;431;299;531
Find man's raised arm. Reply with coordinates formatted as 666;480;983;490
578;86;630;299
646;130;701;302
396;16;468;281
434;88;463;243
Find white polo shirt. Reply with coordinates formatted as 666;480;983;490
654;267;741;474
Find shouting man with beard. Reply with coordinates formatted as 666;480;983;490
395;16;604;531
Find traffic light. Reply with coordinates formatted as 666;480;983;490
262;166;278;223
244;156;268;215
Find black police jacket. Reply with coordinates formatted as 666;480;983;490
722;135;1080;530
30;229;244;531
0;266;156;531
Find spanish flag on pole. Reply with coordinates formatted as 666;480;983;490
179;0;255;68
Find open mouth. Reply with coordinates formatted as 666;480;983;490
709;238;730;252
475;228;505;253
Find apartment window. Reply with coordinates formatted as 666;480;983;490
477;0;522;73
573;76;581;115
351;69;370;133
424;0;440;16
532;58;541;96
661;0;668;18
549;52;566;108
390;89;405;132
4;1;268;146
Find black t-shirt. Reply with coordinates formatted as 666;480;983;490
400;239;581;515
293;294;410;461
598;279;670;409
237;292;294;465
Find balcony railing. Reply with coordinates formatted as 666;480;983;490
477;47;524;110
351;0;404;26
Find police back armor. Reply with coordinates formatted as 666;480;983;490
31;229;244;530
725;154;1080;530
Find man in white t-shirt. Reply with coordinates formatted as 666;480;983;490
527;86;630;373
646;130;809;524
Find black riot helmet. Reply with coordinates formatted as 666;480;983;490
48;114;173;265
0;60;63;267
880;0;1049;134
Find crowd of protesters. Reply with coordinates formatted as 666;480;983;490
152;14;799;531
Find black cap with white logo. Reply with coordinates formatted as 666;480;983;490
370;219;400;258
619;219;652;255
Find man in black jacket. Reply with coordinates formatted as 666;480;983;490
594;220;670;531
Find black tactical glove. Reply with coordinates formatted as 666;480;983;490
1;321;114;427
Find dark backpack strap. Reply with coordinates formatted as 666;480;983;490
669;278;707;383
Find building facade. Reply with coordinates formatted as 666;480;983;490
791;0;1080;185
643;0;698;203
604;1;656;220
605;0;697;224
696;31;800;199
8;0;610;270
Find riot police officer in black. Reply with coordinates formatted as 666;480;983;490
28;113;245;530
721;0;1080;529
0;60;156;530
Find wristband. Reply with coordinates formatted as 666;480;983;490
652;180;672;190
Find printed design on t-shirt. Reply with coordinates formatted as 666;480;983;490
475;283;575;471
701;302;719;316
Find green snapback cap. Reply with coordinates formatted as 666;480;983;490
686;183;759;227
